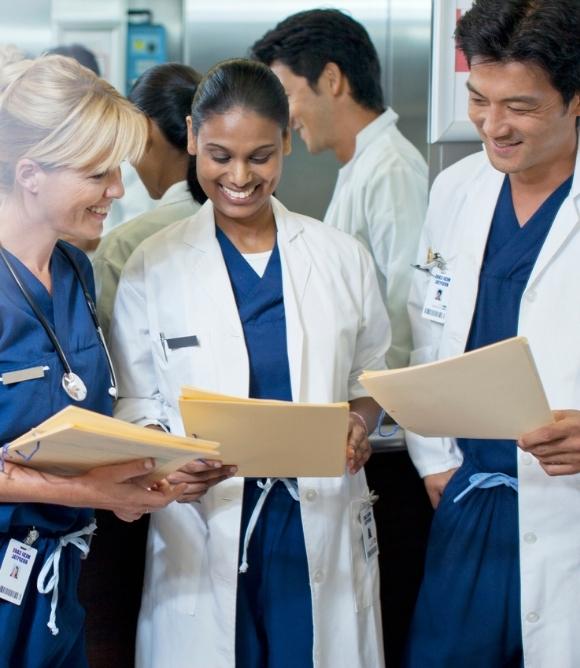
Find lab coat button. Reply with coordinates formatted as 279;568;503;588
526;612;540;623
313;570;324;584
521;453;533;465
305;489;317;502
526;290;537;302
523;532;537;544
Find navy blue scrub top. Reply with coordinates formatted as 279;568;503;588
459;174;573;474
0;241;112;533
216;226;293;402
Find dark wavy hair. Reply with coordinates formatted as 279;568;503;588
130;63;206;204
456;0;580;105
250;9;384;114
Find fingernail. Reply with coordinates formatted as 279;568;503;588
144;459;155;470
212;461;223;468
228;466;238;475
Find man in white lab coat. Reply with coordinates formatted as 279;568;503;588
252;9;428;369
404;1;580;666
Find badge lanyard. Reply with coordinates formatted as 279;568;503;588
0;242;118;401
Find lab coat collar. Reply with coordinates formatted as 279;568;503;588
155;180;192;209
349;107;399;164
180;196;305;250
526;132;580;288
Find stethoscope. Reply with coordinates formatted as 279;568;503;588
0;241;118;402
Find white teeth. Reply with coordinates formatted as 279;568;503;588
221;185;257;200
88;206;110;215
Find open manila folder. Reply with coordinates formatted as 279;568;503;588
359;336;553;439
179;387;349;477
6;406;219;481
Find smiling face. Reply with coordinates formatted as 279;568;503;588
270;61;334;155
467;58;580;181
187;106;290;229
36;165;124;240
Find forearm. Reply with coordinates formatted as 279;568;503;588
0;463;92;507
349;396;382;433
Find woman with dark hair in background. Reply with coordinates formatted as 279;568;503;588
111;58;389;668
93;62;206;339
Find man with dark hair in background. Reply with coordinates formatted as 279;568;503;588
252;9;427;370
403;1;580;666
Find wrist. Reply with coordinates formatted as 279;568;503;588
350;410;369;436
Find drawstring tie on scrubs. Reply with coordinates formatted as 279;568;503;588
239;478;300;574
453;472;518;503
36;520;97;635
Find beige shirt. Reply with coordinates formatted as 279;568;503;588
93;180;199;339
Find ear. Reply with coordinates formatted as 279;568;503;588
569;92;580;118
282;128;292;156
14;158;43;195
186;116;198;156
321;62;346;97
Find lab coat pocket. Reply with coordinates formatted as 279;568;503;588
152;328;210;394
349;498;380;612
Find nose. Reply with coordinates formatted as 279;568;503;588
479;104;510;139
105;166;124;199
230;160;252;188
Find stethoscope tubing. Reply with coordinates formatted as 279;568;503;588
0;241;118;398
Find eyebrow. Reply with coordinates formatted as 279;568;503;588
205;142;277;151
465;81;539;105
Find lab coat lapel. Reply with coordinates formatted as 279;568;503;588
526;145;580;290
180;201;244;339
273;198;310;402
443;165;504;353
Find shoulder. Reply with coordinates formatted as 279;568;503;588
430;150;489;197
96;200;198;264
275;200;373;266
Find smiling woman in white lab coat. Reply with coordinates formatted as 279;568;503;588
110;59;390;668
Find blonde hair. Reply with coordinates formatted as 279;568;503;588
0;54;146;196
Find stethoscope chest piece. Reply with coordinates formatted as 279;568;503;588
62;372;88;402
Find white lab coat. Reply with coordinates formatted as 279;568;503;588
406;145;580;667
324;108;428;369
110;197;390;668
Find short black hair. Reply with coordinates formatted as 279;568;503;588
250;9;384;113
46;44;100;76
456;0;580;105
130;63;206;204
190;58;289;134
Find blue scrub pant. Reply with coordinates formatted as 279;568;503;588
0;533;87;668
403;462;523;668
235;481;314;668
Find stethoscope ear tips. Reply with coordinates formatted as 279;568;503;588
108;387;118;399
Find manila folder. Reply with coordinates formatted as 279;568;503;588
359;337;553;439
179;387;349;477
6;406;219;480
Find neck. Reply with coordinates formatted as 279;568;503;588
333;106;382;164
0;197;57;275
509;136;577;196
156;151;189;199
214;201;276;253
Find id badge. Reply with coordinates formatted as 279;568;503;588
0;539;38;605
422;270;452;324
359;503;379;561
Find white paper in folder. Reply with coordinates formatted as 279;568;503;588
359;337;553;439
